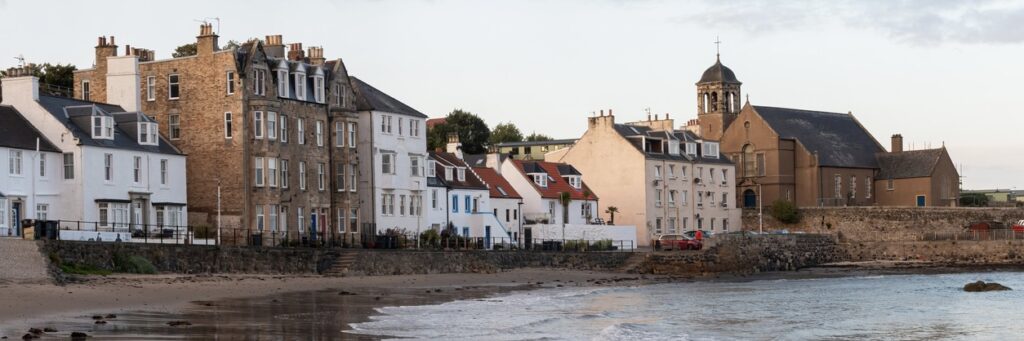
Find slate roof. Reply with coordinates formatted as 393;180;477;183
267;57;327;104
494;139;578;148
0;105;60;153
473;167;522;199
430;151;487;190
350;77;428;118
754;106;882;169
876;148;945;179
697;57;741;84
511;160;597;200
611;124;733;165
35;95;183;155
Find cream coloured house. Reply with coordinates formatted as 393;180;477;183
548;112;740;246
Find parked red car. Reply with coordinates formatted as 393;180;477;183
1013;220;1024;232
655;234;703;251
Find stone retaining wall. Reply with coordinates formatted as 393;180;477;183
347;251;636;276
843;240;1024;264
634;234;843;275
742;207;1024;241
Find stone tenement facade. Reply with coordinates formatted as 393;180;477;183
74;24;362;245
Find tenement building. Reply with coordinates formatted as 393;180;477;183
73;24;362;245
550;111;739;246
690;55;960;208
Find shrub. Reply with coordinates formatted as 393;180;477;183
59;263;112;276
192;225;217;239
113;253;157;274
769;199;801;224
959;193;989;207
420;229;440;248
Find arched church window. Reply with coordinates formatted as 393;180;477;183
702;93;710;114
710;92;719;111
742;144;755;177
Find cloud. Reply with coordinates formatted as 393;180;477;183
674;0;1024;45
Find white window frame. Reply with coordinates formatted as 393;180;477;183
381;153;394;175
457;167;465;181
349;164;357;192
269;204;279;232
63;153;74;180
81;80;90;101
411;156;421;177
294;72;307;101
276;69;288;97
8;150;22;176
226;71;235;95
297;118;306;145
146;76;155;101
168;114;181;140
279;115;288;143
268;158;278;188
347;122;356;148
254;69;267;96
256;205;265;232
103;153;113;181
267;112;277;140
299;161;307;190
337;161;346;192
254;111;264;139
133;156;142;184
160;159;168;186
531;174;547;187
281;159;289;189
315;121;324;147
168;74;180;100
255;157;265;187
335;122;344;147
427;160;436;177
314;76;325;103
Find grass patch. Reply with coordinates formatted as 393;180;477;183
113;253;158;274
59;263;113;276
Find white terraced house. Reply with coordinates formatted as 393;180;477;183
0;105;63;237
2;73;187;242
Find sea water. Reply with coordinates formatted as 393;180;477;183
348;272;1024;340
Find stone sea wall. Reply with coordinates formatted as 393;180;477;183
742;207;1024;241
633;234;843;275
843;240;1024;264
346;251;635;276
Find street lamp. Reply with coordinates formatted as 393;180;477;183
758;183;763;234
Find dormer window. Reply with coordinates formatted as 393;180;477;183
702;142;720;159
669;142;680;155
531;174;547;187
565;176;581;189
444;166;453;181
427;160;436;177
293;65;307;101
138;122;159;146
685;142;697;156
457;167;466;182
92;116;114;140
312;69;325;103
276;70;288;97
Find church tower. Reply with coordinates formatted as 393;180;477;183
696;53;742;141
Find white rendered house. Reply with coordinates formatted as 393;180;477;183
0;105;63;236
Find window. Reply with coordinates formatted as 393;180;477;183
655;189;663;207
92;116;114;139
63;153;74;180
279;115;288;143
317;163;325;191
314;76;325;103
7;150;22;175
82;80;90;101
532;174;547;187
103;153;113;181
256;205;265;232
465;196;471;213
655;217;663;235
160;159;168;185
721;169;728;185
682;190;688;206
267;112;277;140
398;118;403;135
333;85;341;106
452;195;459;213
315;121;323;146
138;122;158;146
668;165;676;179
710;191;716;205
381;153;394;174
654;165;662;179
411;119;420;137
685;143;697;156
0;199;5;228
133;156;142;183
224;112;233;138
98;203;109;227
850;176;857;199
887;178;894;191
382;115;392;134
146;77;155;101
431;189;438;209
681;166;688;180
36;153;45;178
668;217;676;234
427;160;436;177
866;177;873;199
400;195;406;216
336;161;346;191
349;164;357;192
298;207;305;233
350;208;358;232
281;160;289;188
299;162;307;190
226;71;235;95
567;176;581;189
255;157;265;187
411;156;421;176
834;175;842;199
169;114;181;140
268;158;278;187
269;205;279;232
254;69;266;96
756;153;766;177
709;168;716;184
277;69;288;97
36;204;48;221
444;167;453;181
722;192;728;207
168;74;180;99
297;118;305;145
457;167;465;181
702;142;719;158
668;190;677;207
254;111;264;139
294;72;306;101
347;122;356;147
336;122;344;147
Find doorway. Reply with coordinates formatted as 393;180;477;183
743;189;757;208
11;201;22;237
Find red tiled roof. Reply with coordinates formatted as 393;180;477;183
430;151;487;190
426;118;446;129
511;160;598;200
473;167;522;199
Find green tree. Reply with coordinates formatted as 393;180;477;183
769;199;800;224
222;40;241;50
559;192;572;225
172;43;198;58
489;122;523;145
959;193;989;207
1;63;77;97
427;109;491;154
604;206;619;225
525;132;554;142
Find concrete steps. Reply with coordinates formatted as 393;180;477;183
322;251;359;277
0;238;52;284
616;253;647;273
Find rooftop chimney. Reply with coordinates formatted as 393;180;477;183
446;132;463;159
95;35;118;67
106;54;141;112
196;23;219;55
891;134;904;153
264;35;285;58
1;69;40;104
287;43;305;61
308;46;325;66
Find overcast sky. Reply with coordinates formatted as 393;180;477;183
1;0;1021;190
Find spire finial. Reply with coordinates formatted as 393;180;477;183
714;36;721;61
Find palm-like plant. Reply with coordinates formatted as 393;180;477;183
605;206;619;225
559;192;572;225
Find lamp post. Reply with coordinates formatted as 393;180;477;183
758;183;763;234
217;178;222;246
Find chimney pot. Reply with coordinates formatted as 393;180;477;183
110;36;115;45
609;109;613;116
891;134;904;153
600;109;604;116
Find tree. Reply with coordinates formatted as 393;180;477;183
769;199;800;224
222;40;241;50
525;132;554;142
605;206;619;225
559;192;572;225
489;122;523;145
959;193;989;207
427;109;490;154
0;63;77;97
172;43;197;58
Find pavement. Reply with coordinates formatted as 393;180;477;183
0;238;52;284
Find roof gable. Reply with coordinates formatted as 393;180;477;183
876;148;945;179
473;167;522;199
430;152;487;190
0;105;60;152
350;77;428;118
753;106;882;168
36;95;182;155
511;160;597;200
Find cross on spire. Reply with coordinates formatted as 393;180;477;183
714;36;721;60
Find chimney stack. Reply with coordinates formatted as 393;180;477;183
308;46;325;66
196;23;219;55
95;35;118;67
264;35;285;58
446;132;463;159
287;43;305;61
891;134;904;153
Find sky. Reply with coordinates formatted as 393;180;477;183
1;0;1022;190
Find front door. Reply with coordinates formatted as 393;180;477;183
916;195;926;207
310;212;318;242
132;201;144;232
485;226;492;249
524;227;532;249
11;202;21;237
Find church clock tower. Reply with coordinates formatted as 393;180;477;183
696;53;742;141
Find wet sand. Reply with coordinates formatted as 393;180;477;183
0;269;663;340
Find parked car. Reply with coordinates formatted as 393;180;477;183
683;230;714;240
1012;220;1024;232
655;234;702;251
966;221;1007;231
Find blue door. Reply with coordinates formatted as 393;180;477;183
743;189;757;208
12;202;21;237
916;195;926;207
485;226;492;249
310;213;318;241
